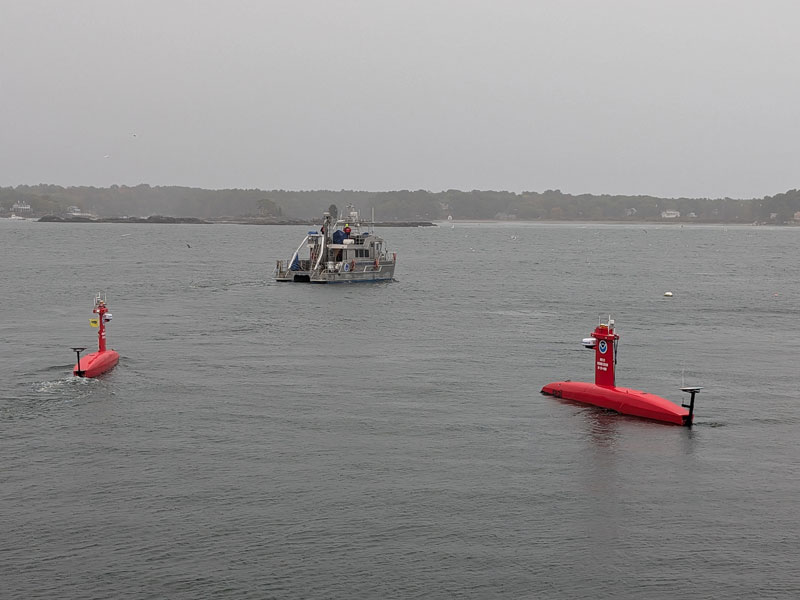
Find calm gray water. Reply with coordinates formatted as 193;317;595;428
2;219;798;599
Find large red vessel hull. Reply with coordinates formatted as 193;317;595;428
541;381;690;426
73;350;119;378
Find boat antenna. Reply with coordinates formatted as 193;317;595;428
608;316;618;365
680;386;702;427
72;347;87;377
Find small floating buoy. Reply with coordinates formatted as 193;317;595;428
664;291;673;297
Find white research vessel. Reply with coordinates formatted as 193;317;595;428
275;205;396;283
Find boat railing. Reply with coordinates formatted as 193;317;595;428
276;258;314;275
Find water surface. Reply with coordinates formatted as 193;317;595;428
2;220;798;598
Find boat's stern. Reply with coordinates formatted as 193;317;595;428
275;259;313;282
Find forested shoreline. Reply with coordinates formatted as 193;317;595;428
2;184;799;224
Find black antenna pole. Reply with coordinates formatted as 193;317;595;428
72;347;87;377
680;386;702;427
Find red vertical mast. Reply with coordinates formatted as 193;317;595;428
591;319;619;387
94;297;109;352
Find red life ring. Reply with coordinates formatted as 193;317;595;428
374;258;379;269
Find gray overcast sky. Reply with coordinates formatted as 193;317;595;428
1;0;798;198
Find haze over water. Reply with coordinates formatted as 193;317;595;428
2;220;798;598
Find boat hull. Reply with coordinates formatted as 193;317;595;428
74;350;119;378
541;380;690;425
276;262;395;283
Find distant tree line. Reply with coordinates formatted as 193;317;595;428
0;184;282;219
1;184;799;224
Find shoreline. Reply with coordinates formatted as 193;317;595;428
35;215;437;227
17;215;798;227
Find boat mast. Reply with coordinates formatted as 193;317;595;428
321;211;333;266
93;293;111;352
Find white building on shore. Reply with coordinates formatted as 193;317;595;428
11;200;32;214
